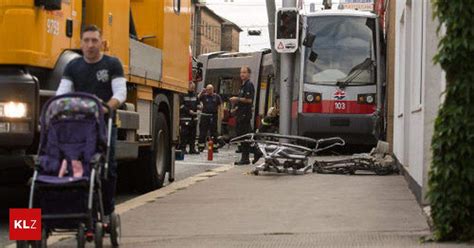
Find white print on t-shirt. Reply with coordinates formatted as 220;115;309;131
96;69;110;83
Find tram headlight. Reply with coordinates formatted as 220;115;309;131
366;95;374;104
0;102;28;118
305;92;322;103
357;94;376;104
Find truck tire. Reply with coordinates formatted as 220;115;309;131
139;112;170;191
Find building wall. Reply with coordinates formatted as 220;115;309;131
231;28;240;52
199;9;222;55
393;0;445;204
221;25;232;51
221;25;240;52
191;6;240;56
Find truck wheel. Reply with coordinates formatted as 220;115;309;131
152;112;170;188
140;112;170;191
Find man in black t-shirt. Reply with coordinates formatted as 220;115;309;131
230;66;262;165
56;25;127;220
197;84;222;152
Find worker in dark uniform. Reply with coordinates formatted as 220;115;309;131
197;84;222;152
179;82;199;154
258;96;280;133
230;66;262;165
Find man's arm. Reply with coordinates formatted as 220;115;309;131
56;61;75;95
56;78;74;95
108;58;127;111
109;77;127;110
230;96;252;104
238;97;253;104
230;84;254;104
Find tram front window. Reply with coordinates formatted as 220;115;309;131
305;16;376;86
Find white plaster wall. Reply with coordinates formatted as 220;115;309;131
394;0;425;187
393;0;406;165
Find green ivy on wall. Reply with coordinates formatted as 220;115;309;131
428;0;474;241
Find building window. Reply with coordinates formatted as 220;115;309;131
173;0;181;14
414;1;424;107
405;0;423;110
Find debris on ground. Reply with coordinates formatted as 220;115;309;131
313;141;399;175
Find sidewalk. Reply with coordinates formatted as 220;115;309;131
53;161;471;247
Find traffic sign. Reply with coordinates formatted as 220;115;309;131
275;8;299;53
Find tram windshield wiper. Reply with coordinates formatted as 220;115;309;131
336;58;374;88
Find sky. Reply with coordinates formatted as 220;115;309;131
204;0;343;52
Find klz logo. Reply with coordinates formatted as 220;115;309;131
333;89;346;100
9;209;41;241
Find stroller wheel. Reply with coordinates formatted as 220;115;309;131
94;222;103;248
35;229;48;248
110;213;121;247
77;223;86;248
16;241;28;248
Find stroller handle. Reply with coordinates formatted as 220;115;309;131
100;101;114;181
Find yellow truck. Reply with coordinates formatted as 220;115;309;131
0;0;191;191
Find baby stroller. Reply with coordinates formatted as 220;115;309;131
17;93;121;248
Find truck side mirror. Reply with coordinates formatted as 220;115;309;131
303;33;316;47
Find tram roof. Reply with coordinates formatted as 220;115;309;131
305;9;376;18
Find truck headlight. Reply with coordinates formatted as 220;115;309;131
0;102;28;118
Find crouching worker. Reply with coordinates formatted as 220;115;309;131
56;24;126;224
258;97;280;134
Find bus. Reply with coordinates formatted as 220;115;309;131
291;9;385;145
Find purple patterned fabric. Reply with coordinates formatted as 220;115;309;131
44;96;99;126
37;93;107;179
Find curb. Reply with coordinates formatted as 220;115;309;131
6;165;233;248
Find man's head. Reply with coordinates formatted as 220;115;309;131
189;82;196;92
240;66;251;81
81;25;102;62
205;84;214;95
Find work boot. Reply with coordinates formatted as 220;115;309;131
252;150;263;164
217;137;226;149
235;153;250;166
197;144;205;152
234;160;250;166
189;148;200;154
235;145;242;153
